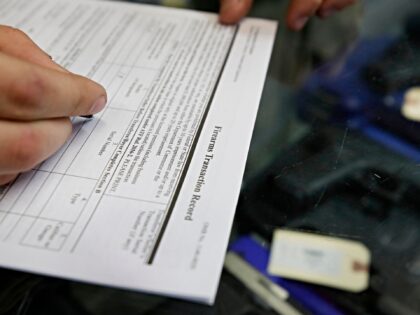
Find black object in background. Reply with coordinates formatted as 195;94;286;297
191;0;219;13
0;269;278;315
237;126;420;315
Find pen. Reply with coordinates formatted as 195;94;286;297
230;236;347;315
224;252;307;315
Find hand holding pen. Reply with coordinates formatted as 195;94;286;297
0;26;107;185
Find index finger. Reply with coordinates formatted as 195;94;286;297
0;52;107;120
0;25;67;73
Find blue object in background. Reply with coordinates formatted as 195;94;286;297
298;37;420;162
229;236;346;315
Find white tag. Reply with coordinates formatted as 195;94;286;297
268;230;371;292
402;87;420;122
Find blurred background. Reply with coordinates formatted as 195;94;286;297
2;0;420;314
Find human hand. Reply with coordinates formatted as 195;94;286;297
219;0;356;30
0;26;107;185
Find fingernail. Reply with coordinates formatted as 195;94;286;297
294;16;309;30
90;96;107;114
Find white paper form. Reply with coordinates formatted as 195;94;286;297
0;0;276;304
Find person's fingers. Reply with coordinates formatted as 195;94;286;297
0;25;67;73
0;174;18;186
0;118;72;174
286;0;323;31
219;0;253;24
0;52;107;120
317;0;356;18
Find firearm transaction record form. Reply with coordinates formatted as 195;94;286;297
0;0;276;304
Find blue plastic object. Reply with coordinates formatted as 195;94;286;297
229;236;346;315
298;37;420;162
